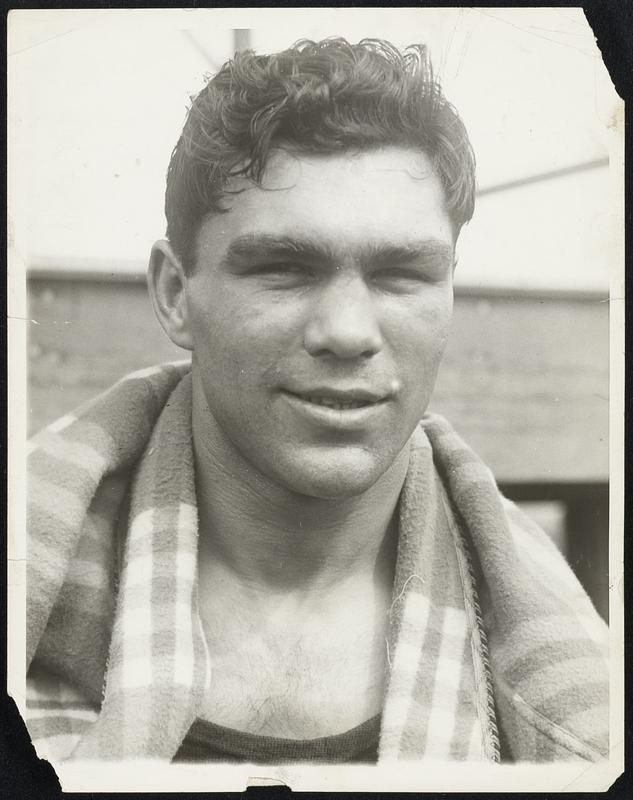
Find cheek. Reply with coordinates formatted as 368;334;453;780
188;289;305;382
384;291;453;366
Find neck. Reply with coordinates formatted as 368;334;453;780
191;374;409;598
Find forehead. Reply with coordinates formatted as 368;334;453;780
197;147;453;259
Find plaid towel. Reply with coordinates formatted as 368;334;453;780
25;363;609;763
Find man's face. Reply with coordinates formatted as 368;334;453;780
185;147;454;498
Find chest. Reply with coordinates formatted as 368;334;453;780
198;592;389;738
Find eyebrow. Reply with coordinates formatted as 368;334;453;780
221;233;454;269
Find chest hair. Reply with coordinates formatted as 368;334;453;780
198;598;389;738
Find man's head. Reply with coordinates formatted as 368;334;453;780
165;38;475;273
150;38;475;500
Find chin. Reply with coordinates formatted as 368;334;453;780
295;477;376;501
270;449;390;500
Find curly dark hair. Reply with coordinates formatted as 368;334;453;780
165;38;476;272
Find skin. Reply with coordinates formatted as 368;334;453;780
148;146;455;736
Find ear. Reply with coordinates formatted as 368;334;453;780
147;240;194;351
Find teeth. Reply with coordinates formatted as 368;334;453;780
304;395;369;410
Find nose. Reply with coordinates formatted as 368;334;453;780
303;274;383;359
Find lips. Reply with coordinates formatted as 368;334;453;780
301;395;372;410
284;386;388;408
279;386;392;429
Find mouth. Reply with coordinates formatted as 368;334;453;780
280;387;391;429
284;386;388;408
294;394;378;411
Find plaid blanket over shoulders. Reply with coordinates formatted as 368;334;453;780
25;363;609;764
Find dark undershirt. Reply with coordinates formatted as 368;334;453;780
173;714;381;764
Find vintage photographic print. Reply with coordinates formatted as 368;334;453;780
7;7;624;793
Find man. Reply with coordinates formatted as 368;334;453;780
26;38;608;764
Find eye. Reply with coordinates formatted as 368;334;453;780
248;262;316;287
370;266;427;292
370;259;451;291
